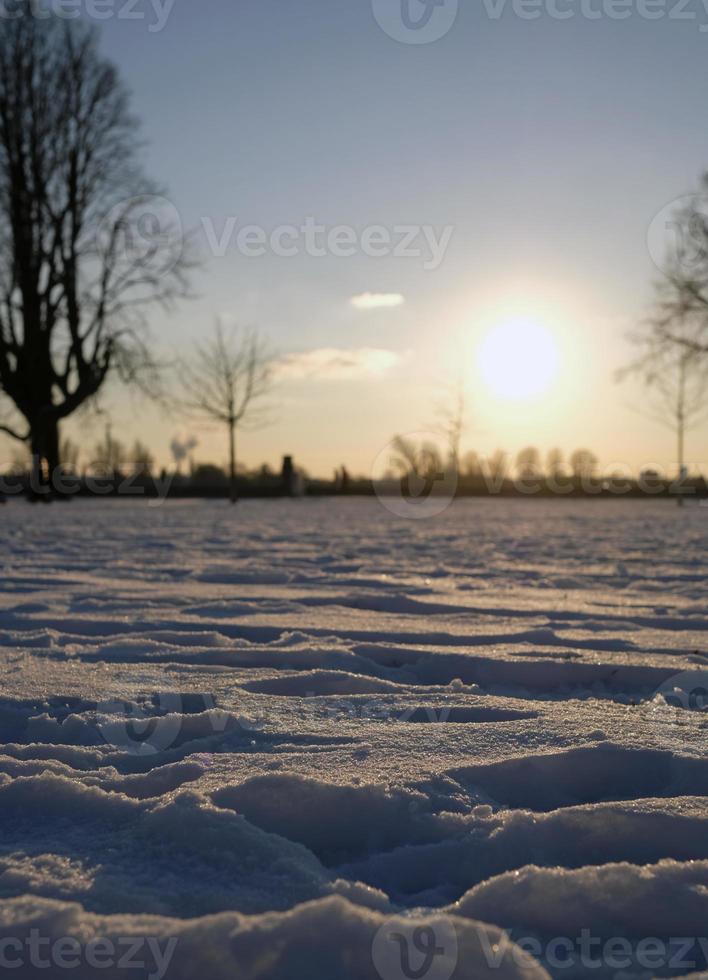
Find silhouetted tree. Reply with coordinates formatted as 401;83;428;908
620;325;708;486
60;438;80;474
648;176;708;356
461;450;482;478
191;463;227;484
484;449;508;481
388;435;445;497
570;449;598;480
516;447;541;479
625;176;708;499
546;448;565;479
435;377;466;472
0;12;189;491
93;425;126;477
130;440;155;477
180;325;273;504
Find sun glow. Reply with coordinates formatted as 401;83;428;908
477;318;560;401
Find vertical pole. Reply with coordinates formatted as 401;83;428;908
229;420;237;505
677;357;686;507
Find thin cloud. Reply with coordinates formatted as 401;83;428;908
275;347;401;382
350;292;405;311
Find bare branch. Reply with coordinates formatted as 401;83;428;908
0;12;192;480
621;223;708;474
178;323;275;503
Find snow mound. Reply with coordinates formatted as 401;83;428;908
0;894;549;979
453;860;708;978
2;498;707;978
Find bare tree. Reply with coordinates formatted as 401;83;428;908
93;425;126;477
387;435;446;500
570;449;599;480
389;436;443;477
130;440;155;477
546;448;565;479
435;377;466;472
516;446;541;479
625;177;708;499
484;449;508;481
60;437;80;475
461;450;482;478
180;325;273;504
0;12;189;490
648;178;708;356
620;326;708;488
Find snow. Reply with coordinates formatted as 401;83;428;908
0;497;706;978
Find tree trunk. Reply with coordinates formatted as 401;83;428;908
677;362;687;508
229;420;237;505
677;419;685;508
30;417;60;500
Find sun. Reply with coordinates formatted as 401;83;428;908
477;318;560;401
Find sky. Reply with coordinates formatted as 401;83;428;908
7;0;708;477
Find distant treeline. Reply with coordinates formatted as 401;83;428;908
1;436;706;501
2;462;706;501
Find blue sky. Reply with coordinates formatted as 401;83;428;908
27;0;708;474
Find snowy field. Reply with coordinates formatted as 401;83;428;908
0;497;707;979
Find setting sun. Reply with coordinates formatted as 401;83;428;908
477;318;560;401
2;5;708;970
